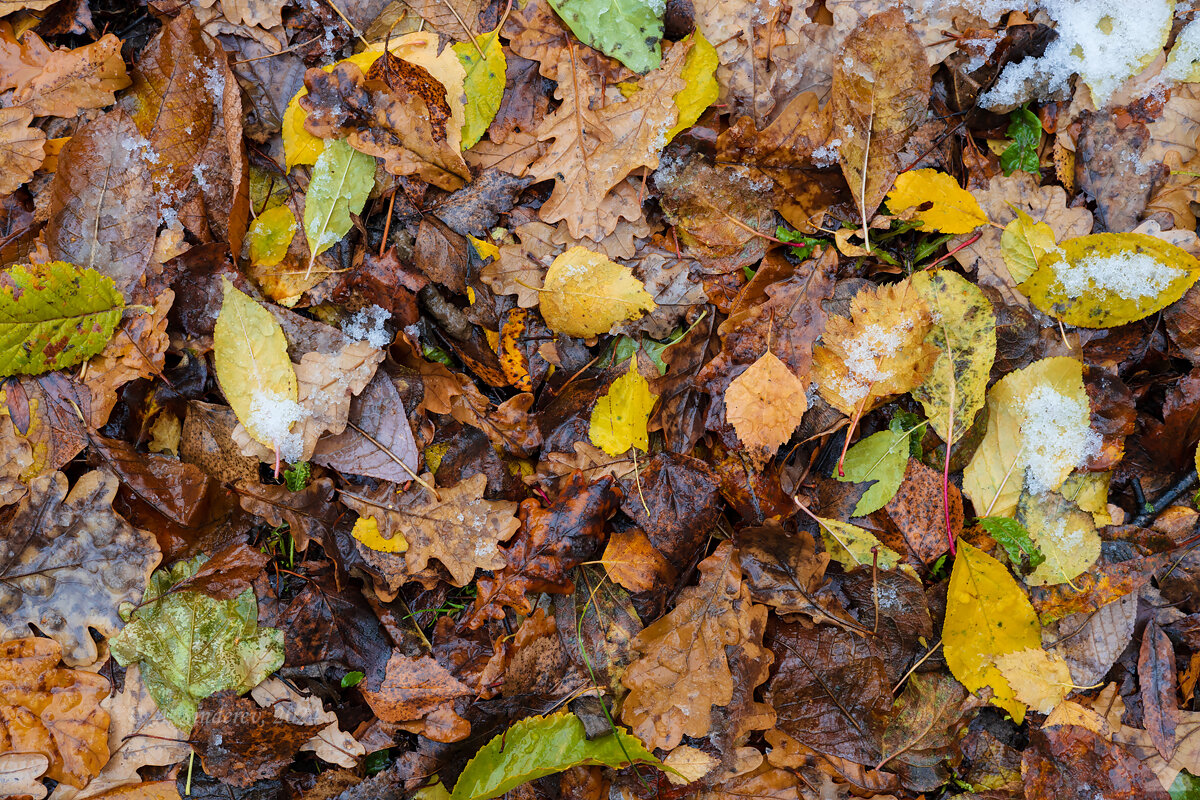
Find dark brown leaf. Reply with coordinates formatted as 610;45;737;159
1021;726;1169;800
193;691;325;788
1140;620;1179;762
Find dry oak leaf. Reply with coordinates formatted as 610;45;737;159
501;0;631;82
950;173;1093;308
339;473;520;588
192;691;325;788
812;279;936;415
482;220;559;308
539;246;655;337
51;665;189;800
300;53;470;191
0;638;108;789
0;470;161;666
466;470;622;627
0;107;45;195
831;8;931;227
621;541;772;751
0;28;129;118
250;678;365;769
724;350;808;464
528;38;691;241
81;290;173;429
44;110;157;297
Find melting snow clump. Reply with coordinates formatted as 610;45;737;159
344;305;392;348
829;323;906;405
248;390;307;464
1020;384;1100;494
1055;251;1178;301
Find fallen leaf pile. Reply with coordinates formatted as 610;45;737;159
6;1;1200;798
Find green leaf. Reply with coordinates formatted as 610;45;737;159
1020;232;1200;328
1000;105;1041;177
449;712;662;800
1171;770;1200;800
910;269;997;445
836;428;913;515
341;670;364;688
283;461;311;491
546;0;663;74
815;515;905;571
110;555;284;730
455;29;506;150
0;261;124;377
776;226;821;260
978;516;1045;574
303;138;376;266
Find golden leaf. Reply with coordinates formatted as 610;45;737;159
885;169;988;234
539;246;655;337
724;351;807;464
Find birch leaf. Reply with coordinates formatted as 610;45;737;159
540;246;656;337
1000;208;1059;284
454;28;506;150
303;138;375;264
886;169;989;234
815;516;904;571
724;350;808;465
590;359;657;456
836;427;912;516
1016;489;1101;587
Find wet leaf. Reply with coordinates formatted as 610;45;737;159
540;246;656;337
454;29;506;149
724;350;808;465
836;427;913;516
1141;620;1180;762
302;138;375;264
885;169;988;234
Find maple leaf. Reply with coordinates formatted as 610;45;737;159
812;279;936;416
621;542;772;751
466;470;622;627
0;637;109;788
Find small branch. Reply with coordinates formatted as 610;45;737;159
1131;469;1199;528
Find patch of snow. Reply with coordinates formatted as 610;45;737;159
1054;251;1178;301
248;390;307;464
1020;384;1100;494
812;140;841;167
343;305;392;348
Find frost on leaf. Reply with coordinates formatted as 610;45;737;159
0;470;161;667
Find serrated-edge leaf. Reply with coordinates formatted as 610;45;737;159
0;261;124;377
547;0;663;73
816;516;904;571
978;516;1045;572
836;428;912;515
1020;232;1200;328
449;712;661;800
303;138;376;262
455;29;506;150
589;359;657;455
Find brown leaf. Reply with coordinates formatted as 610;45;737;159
1044;592;1138;687
502;0;631;82
44;110;157;295
1114;708;1200;791
340;473;520;589
694;764;807;800
621;542;772;751
192;691;325;788
361;651;472;726
1140;620;1179;762
0;470;161;666
301;55;470;191
249;678;364;768
1022;725;1169;800
0;373;90;480
831;8;930;225
0;753;47;800
467;471;622;627
433;168;534;238
602;528;675;593
312;371;420;483
881;458;962;564
735;522;856;628
1075;110;1161;233
724;351;808;464
1029;551;1166;621
234;477;338;552
0;27;128;117
449;379;542;457
620;452;722;564
89;434;211;528
0;637;109;789
0;107;45;194
879;673;980;775
656;153;774;261
482;220;559;308
81;290;173;427
181;401;260;485
169;540;269;600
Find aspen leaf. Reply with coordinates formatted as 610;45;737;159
351;515;407;553
724;350;807;464
539;246;656;337
666;32;718;142
303;139;375;264
590;359;657;456
993;647;1074;714
454;28;506;150
815;516;904;571
1016;489;1101;587
910;269;997;444
213;278;300;454
813;279;936;415
963;357;1096;519
835;427;913;516
0;262;124;377
1020;233;1200;328
247;205;297;268
885;169;989;234
1000;208;1059;284
943;542;1042;723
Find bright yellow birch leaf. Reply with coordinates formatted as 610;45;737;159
469;234;500;261
247;205;297;268
540;246;655;337
885;169;988;234
1020;232;1200;328
352;515;407;553
910;270;996;444
724;350;807;465
589;359;657;455
1000;208;1059;284
213;279;299;452
666;32;718;143
454;28;506;150
962;357;1094;519
944;541;1042;723
993;647;1074;714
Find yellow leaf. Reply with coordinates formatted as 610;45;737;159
943;542;1042;723
468;234;499;261
993;648;1074;715
962;356;1094;519
1020;232;1200;328
1000;208;1058;284
589;359;657;456
666;32;718;143
885;169;989;234
352;515;408;553
540;246;656;337
454;28;506;150
212;278;299;453
247;205;297;268
814;516;903;571
724;351;807;464
1016;489;1100;587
